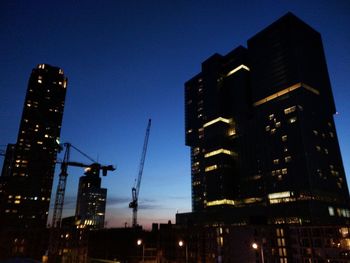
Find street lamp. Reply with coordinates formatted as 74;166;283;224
252;242;264;263
178;240;188;263
137;239;144;263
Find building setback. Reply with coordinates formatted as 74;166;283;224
0;64;67;258
183;12;350;226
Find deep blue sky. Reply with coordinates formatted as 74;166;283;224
1;1;349;229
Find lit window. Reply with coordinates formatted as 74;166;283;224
284;156;292;163
205;165;218;172
316;146;321;151
329;132;334;138
205;149;237;158
273;159;279;165
38;79;42;83
206;199;235;206
284;106;296;114
203;117;231;128
282;168;288;175
289;117;297;123
228;128;236;136
281;135;287;142
313;130;318;135
276;122;281;128
253;83;320;106
269;191;292;199
328;206;335;216
269;114;274;120
265;125;270;132
226;64;250;77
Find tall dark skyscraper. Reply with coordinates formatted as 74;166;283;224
183;13;350;225
0;64;67;230
75;164;107;229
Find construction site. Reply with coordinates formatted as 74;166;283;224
45;119;152;262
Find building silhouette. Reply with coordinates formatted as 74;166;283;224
0;64;67;258
75;163;107;229
183;13;350;225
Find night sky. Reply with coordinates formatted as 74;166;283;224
1;1;349;229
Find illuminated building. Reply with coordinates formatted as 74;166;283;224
0;64;67;258
183;13;350;225
75;164;107;229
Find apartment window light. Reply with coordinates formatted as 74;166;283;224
284;156;292;163
284;106;296;114
203;117;231;128
205;165;218;172
205;149;237;158
226;64;250;77
289;117;297;123
207;199;235;206
254;83;320;106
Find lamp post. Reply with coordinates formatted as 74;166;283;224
252;242;264;263
178;240;188;263
137;239;144;263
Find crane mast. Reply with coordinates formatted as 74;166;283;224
51;143;71;228
129;119;151;227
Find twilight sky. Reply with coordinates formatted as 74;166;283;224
1;0;349;229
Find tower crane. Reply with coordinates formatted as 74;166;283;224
48;143;115;261
129;119;151;227
51;142;115;228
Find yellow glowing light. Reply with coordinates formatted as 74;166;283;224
203;117;231;128
205;165;218;172
268;191;292;200
206;199;235;206
253;83;320;107
204;149;237;158
226;64;250;77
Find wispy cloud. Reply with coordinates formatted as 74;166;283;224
107;196;130;206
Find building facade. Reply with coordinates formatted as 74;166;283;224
75;163;107;229
184;13;350;225
0;64;67;258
